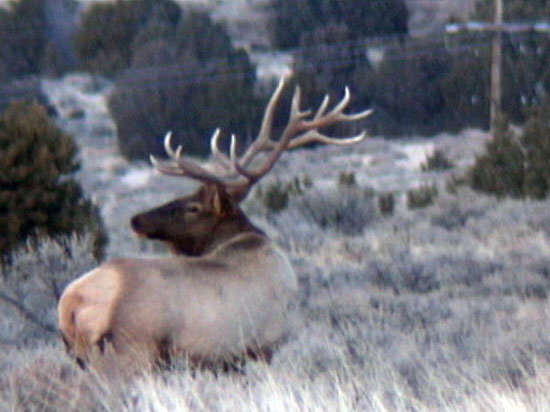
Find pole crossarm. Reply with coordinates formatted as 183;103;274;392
446;21;550;34
443;1;550;136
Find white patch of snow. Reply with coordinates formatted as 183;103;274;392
395;142;435;170
42;74;113;121
120;169;152;189
252;52;293;82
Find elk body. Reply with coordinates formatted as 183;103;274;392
57;76;372;370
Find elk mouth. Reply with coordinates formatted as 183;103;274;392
133;231;149;239
130;215;160;239
132;229;166;241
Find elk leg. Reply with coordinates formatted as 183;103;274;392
75;357;86;370
156;337;172;369
246;346;273;364
96;331;113;354
61;333;87;370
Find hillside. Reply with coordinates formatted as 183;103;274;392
2;72;550;411
0;0;478;45
4;2;550;411
41;73;489;258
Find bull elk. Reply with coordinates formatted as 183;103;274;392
57;76;372;371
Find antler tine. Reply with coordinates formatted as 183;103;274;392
230;135;254;180
210;128;234;170
288;108;373;148
239;75;288;167
229;134;239;163
290;85;313;122
288;129;369;149
301;87;354;129
151;131;227;185
230;85;315;184
281;85;372;149
314;94;331;120
149;132;180;173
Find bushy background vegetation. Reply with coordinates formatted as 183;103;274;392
73;0;181;76
2;0;550;409
467;105;550;199
1;0;548;155
72;0;262;159
0;0;77;81
288;0;550;136
0;101;106;260
268;0;409;50
1;234;97;345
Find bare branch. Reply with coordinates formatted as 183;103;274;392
0;292;57;334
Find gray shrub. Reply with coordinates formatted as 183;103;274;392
0;234;97;345
293;186;377;235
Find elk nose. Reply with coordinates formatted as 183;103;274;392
130;215;144;233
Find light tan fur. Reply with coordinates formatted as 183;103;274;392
58;232;297;368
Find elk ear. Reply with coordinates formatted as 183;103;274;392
212;185;233;217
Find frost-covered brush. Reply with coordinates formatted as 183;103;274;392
57;75;372;371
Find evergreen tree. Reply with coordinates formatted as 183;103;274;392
468;115;525;198
73;0;181;76
0;0;77;81
0;101;106;259
269;0;408;49
523;104;550;199
107;6;260;160
467;105;550;200
0;0;47;80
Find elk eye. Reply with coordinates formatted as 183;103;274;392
186;204;201;214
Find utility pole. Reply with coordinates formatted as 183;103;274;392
445;0;505;136
446;2;550;135
489;0;503;135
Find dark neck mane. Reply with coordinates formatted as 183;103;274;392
166;211;264;257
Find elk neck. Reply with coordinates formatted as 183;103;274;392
168;210;264;256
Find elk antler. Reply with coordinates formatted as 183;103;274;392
150;75;373;199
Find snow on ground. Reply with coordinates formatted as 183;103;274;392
252;52;293;83
41;74;115;149
119;168;153;189
41;75;112;123
395;142;435;170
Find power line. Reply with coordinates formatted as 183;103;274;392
107;30;548;91
1;26;548;97
444;1;550;134
446;21;550;34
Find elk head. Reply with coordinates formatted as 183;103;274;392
131;183;255;256
131;75;373;255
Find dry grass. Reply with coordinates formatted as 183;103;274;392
3;338;550;411
3;185;550;411
2;79;550;410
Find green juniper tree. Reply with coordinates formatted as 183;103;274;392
468;115;525;198
0;101;106;259
467;104;550;200
522;104;550;199
269;0;408;49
